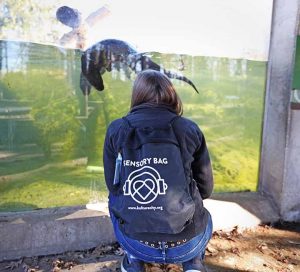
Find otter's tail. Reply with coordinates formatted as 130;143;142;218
164;70;199;93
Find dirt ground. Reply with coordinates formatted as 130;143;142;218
1;222;299;272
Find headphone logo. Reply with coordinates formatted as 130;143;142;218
123;166;168;204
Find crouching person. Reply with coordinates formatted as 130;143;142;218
103;70;214;272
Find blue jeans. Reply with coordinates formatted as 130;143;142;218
110;212;213;264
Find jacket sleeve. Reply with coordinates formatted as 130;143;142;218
103;125;117;194
190;125;214;199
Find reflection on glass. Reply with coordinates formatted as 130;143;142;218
291;36;300;110
80;39;199;94
0;40;266;211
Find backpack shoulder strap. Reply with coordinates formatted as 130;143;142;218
169;115;192;183
169;115;183;157
118;116;135;151
169;115;181;126
122;116;134;129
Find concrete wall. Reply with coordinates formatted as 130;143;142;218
0;206;115;261
259;0;300;221
0;193;279;261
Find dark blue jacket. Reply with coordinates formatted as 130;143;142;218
103;103;214;241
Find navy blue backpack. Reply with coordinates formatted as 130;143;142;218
111;116;195;235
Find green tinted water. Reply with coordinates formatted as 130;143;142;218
0;41;266;211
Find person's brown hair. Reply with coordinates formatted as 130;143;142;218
130;70;183;115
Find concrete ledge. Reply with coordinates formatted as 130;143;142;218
0;192;279;261
208;192;280;230
0;206;115;261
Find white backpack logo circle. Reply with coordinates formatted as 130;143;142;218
123;166;168;204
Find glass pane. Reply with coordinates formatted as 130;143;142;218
0;0;273;211
291;35;300;108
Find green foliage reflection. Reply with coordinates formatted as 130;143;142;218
0;41;266;211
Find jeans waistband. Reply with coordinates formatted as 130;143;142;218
111;212;213;263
